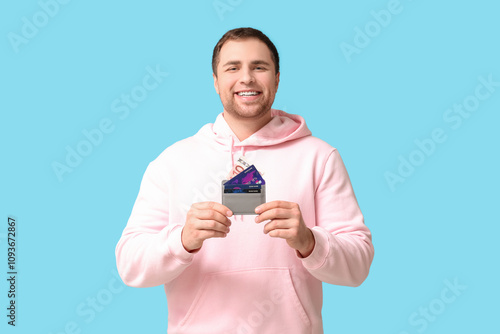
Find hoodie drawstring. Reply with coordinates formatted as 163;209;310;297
228;138;249;221
229;137;247;169
229;136;235;171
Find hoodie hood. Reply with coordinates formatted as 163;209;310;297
198;109;312;149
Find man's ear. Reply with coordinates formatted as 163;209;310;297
213;73;220;95
275;72;280;91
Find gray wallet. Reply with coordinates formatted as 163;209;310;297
221;180;266;215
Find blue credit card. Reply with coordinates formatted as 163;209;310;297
225;165;265;185
223;183;262;192
224;187;262;193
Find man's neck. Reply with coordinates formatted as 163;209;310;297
223;110;273;142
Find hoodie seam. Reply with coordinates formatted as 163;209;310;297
165;225;194;266
314;148;338;196
207;110;311;148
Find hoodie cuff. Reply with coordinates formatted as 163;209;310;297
300;227;330;270
165;225;195;264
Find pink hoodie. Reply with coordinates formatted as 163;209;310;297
115;109;374;334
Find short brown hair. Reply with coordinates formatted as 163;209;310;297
212;27;280;76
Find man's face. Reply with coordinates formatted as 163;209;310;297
213;38;280;120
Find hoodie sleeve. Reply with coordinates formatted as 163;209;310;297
300;149;374;287
115;160;194;288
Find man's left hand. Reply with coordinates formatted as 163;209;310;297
255;201;315;258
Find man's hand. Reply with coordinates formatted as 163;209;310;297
255;201;315;258
182;202;233;252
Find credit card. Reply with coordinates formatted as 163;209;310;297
225;165;265;185
224;188;262;193
224;183;262;192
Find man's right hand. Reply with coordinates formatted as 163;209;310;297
181;202;233;252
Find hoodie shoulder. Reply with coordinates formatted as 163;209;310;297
297;134;338;155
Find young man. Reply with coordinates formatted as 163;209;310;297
116;27;374;334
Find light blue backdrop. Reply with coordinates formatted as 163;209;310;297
1;0;499;333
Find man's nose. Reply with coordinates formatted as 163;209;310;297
239;67;255;84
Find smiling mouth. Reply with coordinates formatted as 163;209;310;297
235;91;262;97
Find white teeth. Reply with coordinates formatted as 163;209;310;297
237;91;259;96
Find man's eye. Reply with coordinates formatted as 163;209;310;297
228;67;237;71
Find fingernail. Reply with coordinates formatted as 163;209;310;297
255;207;261;214
254;216;259;223
227;210;233;216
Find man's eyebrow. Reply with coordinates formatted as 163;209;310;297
222;60;271;67
251;60;271;66
222;60;241;67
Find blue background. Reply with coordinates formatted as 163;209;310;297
1;0;499;333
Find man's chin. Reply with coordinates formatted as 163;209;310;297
224;102;273;119
225;108;271;120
